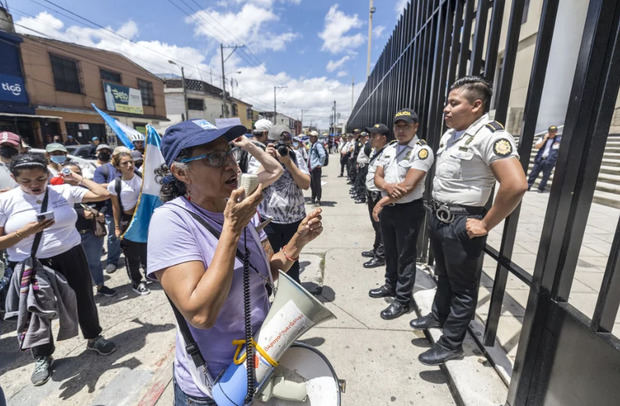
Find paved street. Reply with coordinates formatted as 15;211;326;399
0;157;457;405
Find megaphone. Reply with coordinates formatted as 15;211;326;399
212;270;336;405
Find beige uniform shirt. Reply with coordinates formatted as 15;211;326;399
432;114;519;206
376;135;434;203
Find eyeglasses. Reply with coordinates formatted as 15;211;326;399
179;149;234;167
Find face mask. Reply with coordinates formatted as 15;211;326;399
50;155;67;165
0;145;18;159
97;152;111;162
292;142;300;148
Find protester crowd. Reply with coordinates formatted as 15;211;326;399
0;75;552;405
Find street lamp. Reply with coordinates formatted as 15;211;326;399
169;60;189;121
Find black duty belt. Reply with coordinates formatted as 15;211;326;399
426;199;486;224
386;198;423;207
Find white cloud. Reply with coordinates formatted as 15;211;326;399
187;4;297;53
326;55;350;72
15;11;361;129
337;71;347;78
373;25;385;38
395;0;409;16
319;4;365;54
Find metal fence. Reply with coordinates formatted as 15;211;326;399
347;0;620;404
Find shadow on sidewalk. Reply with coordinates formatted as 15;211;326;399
95;282;162;307
51;318;175;401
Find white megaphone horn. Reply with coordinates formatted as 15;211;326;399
212;270;336;405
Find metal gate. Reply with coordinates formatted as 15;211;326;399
347;0;620;405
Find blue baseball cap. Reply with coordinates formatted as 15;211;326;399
162;119;247;166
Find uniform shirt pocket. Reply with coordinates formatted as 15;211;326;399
452;150;477;178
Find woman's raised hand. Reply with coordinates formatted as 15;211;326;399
224;183;264;234
295;208;323;246
231;135;251;149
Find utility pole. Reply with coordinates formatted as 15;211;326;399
220;43;245;118
333;100;337;134
168;60;188;120
273;85;287;125
367;0;376;78
301;109;304;126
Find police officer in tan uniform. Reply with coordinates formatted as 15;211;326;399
410;76;528;365
369;109;434;320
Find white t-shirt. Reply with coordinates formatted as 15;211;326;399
107;174;141;211
0;184;88;262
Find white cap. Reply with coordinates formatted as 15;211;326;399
309;130;319;136
254;119;273;132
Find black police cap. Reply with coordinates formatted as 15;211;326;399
393;108;419;124
366;123;390;135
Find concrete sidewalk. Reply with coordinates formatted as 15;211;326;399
0;157;459;405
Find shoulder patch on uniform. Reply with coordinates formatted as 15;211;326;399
388;140;398;146
485;121;505;132
493;138;513;157
416;139;427;145
418;148;429;160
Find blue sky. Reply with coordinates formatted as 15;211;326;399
10;0;409;128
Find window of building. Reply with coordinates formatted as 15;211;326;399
133;122;147;135
100;68;121;83
137;79;154;106
246;108;253;120
187;98;204;111
50;54;81;94
232;103;238;116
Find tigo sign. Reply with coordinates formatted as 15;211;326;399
0;74;28;104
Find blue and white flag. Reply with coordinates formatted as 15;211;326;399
91;103;138;149
123;125;164;243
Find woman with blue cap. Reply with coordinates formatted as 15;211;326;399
147;120;323;405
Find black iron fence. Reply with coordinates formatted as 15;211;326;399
347;0;620;404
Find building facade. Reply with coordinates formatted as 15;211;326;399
259;111;302;135
17;34;167;146
163;78;255;131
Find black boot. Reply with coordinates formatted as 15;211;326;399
368;284;394;298
363;257;385;268
418;343;463;365
380;301;410;320
409;313;442;329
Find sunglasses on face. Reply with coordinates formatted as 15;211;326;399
179;148;234;167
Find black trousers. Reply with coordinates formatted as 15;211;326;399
121;239;147;284
33;245;102;357
310;167;322;202
366;191;384;259
264;220;302;284
428;212;486;350
340;154;350;176
379;199;424;305
354;166;368;198
119;213;147;284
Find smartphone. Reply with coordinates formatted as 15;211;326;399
37;211;55;222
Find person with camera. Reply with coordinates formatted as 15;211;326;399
250;128;310;284
63;161;116;297
0;153;115;386
238;119;271;174
147;120;321;404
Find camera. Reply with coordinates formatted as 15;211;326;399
61;167;72;176
275;142;290;157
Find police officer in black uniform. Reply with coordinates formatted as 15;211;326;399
410;76;528;365
369;109;434;320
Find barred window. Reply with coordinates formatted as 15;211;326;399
187;98;204;111
138;79;154;106
50;54;81;93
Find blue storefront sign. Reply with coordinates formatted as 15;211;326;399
0;73;28;104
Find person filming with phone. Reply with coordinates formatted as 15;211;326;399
0;153;116;387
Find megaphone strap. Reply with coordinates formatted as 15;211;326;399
231;338;279;367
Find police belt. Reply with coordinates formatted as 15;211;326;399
427;199;486;224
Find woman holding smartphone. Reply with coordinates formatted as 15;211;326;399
0;153;116;387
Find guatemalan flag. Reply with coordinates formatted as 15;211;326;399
123;125;165;243
91;103;139;149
